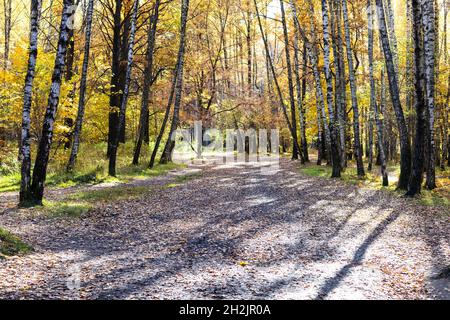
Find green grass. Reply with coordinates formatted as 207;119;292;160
0;142;185;193
0;227;33;257
300;163;449;209
163;172;202;189
41;200;93;218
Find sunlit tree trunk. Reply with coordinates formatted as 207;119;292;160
368;0;387;185
66;0;95;172
330;0;346;169
383;0;399;74
160;0;190;164
321;0;341;177
375;0;412;190
422;0;436;190
280;0;300;160
133;0;161;165
107;0;123;158
254;0;301;157
304;1;331;164
3;0;12;69
289;0;306;163
108;0;139;176
19;0;42;207
29;0;73;204
342;0;364;177
407;0;426;196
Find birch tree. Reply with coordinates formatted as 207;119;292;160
66;0;95;172
305;1;331;164
108;0;139;176
407;0;427;196
29;0;74;204
159;0;190;164
253;0;301;160
279;0;300;160
367;0;388;185
19;0;42;206
133;0;161;165
289;0;308;162
422;0;437;190
342;0;364;177
320;0;341;177
375;0;412;189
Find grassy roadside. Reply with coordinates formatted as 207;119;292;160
300;163;450;208
0;142;183;193
0;227;33;258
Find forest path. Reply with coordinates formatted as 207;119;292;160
0;158;449;299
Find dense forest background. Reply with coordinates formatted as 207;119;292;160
0;0;448;206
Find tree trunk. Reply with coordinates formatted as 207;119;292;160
66;0;94;172
280;0;299;160
305;1;331;163
157;0;190;165
107;0;123;158
406;0;427;196
246;0;252;92
3;0;12;69
118;9;131;144
368;0;387;184
254;0;301;158
108;0;139;176
375;0;412;190
330;0;346;169
320;0;341;177
19;0;42;207
342;0;364;177
29;0;73;205
383;0;399;74
423;0;436;190
335;0;348;168
289;0;307;163
301;41;309;161
133;0;161;165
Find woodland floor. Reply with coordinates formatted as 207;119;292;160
0;158;449;300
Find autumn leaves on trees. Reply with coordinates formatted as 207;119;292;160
0;0;446;206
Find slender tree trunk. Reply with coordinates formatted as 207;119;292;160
330;0;346;169
375;0;412;190
383;0;399;74
3;0;12;69
407;0;427;196
29;0;73;205
423;0;437;190
157;0;190;165
66;0;94;172
280;0;299;160
63;1;79;150
133;0;161;165
342;0;364;176
108;0;139;176
305;1;331;163
321;0;341;177
289;0;306;163
118;10;131;144
368;0;387;184
301;41;309;161
254;0;301;157
107;0;123;158
246;0;252;92
406;0;415;144
335;0;348;167
19;0;42;207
